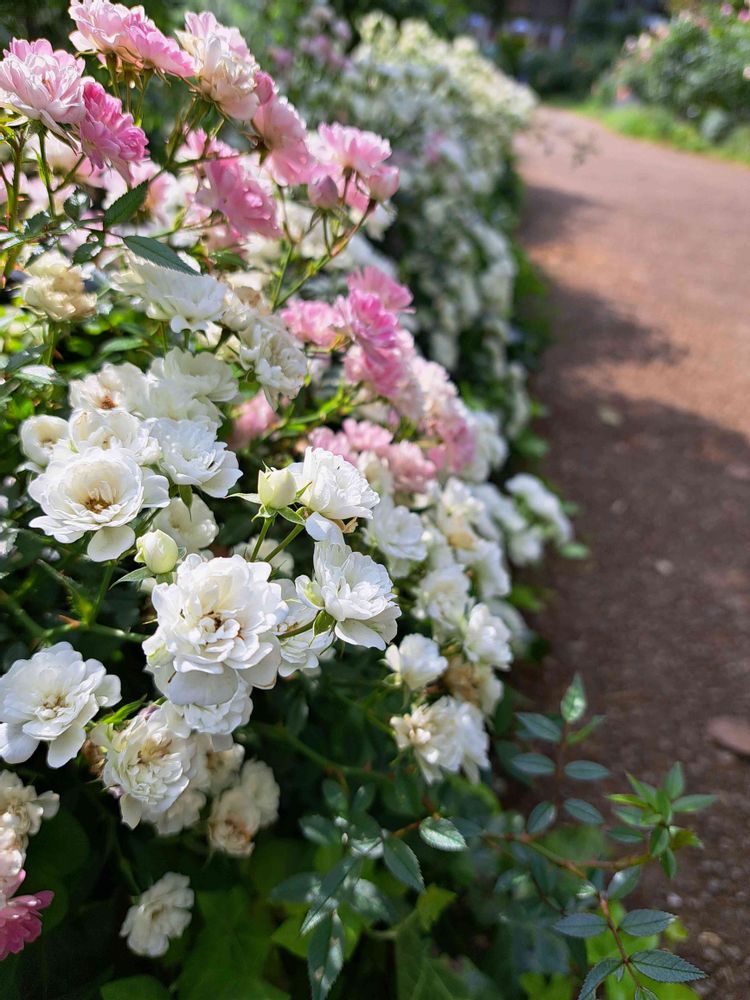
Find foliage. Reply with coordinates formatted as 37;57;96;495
598;3;750;140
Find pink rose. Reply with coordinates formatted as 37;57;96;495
79;82;148;181
196;157;280;239
0;872;53;961
253;94;312;186
0;39;84;133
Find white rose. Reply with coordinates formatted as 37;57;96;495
506;474;572;545
364;496;426;577
93;706;200;828
277;580;331;677
120;872;194;957
296;541;400;650
19;415;69;469
462;603;512;670
236;310;307;406
208;784;262;857
0;643;121;767
65;409;160;465
384;634;447;691
444;658;504;716
238;759;280;827
414;564;470;634
21;251;96;321
150;348;238;405
153;495;218;554
152;787;206;837
0;771;59;849
152;419;241;499
144;554;288;710
176;14;260;120
290;447;379;544
28;448;170;561
204;743;244;795
69;362;146;413
117;256;226;334
391;696;488;784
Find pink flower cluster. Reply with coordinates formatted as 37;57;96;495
195;156;280;240
311;124;400;212
70;0;193;76
0;872;53;962
309;419;438;494
230;393;279;449
282;300;343;349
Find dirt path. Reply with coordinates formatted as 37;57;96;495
515;108;750;995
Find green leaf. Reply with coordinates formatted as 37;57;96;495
72;239;101;264
671;794;716;814
308;912;345;1000
661;847;678;879
517;712;562;742
634;988;659;1000
300;815;341;847
301;857;358;935
565;761;610;781
607;866;641;901
416;885;456;931
527;801;557;834
383;836;424;893
113;566;151;586
620;909;675;937
513;752;556;776
577;957;622;999
649;827;670;856
123;235;196;274
270;872;320;905
664;763;685;800
561;673;587;723
418;817;467;852
103;181;149;227
554;913;607;939
564;798;604;825
568;715;605;746
101;976;169;1000
322;778;348;813
630;950;706;984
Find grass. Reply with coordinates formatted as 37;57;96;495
559;100;750;168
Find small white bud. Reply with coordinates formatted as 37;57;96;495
135;529;179;575
258;468;297;509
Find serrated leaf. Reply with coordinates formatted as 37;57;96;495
630;950;706;983
270;872;321;905
123;235;196;274
577;957;622;999
620;909;675;937
418;817;466;852
554;912;607;939
527;801;557;834
607;866;641;901
300;857;357;935
383;836;424;893
563;798;604;825
513;752;556;776
671;794;716;813
308;912;345;1000
565;760;610;781
517;712;562;742
561;673;586;723
661;847;678;879
103;181;149;227
634;988;659;1000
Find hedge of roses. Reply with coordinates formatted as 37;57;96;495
0;3;712;999
598;2;750;144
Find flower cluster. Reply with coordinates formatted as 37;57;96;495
0;6;679;999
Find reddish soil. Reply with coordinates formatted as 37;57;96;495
515;108;750;996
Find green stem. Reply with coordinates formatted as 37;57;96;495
251;515;274;561
251;722;387;784
0;590;45;639
265;522;304;561
37;130;55;215
87;561;115;625
280;618;316;639
43;622;149;645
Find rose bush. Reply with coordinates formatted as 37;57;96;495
0;3;711;999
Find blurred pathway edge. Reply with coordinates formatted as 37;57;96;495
516;106;750;997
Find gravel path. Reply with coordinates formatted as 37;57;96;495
515;108;750;995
